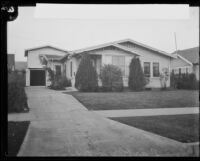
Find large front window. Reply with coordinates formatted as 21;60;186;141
144;62;150;77
112;56;125;76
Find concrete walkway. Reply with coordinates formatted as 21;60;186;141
17;87;197;156
93;107;199;118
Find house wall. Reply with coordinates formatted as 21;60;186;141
119;42;172;88
27;48;66;68
69;45;171;88
26;47;67;86
86;45;171;88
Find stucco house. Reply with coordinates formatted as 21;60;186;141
25;39;176;88
171;47;199;80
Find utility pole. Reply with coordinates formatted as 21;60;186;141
174;32;178;54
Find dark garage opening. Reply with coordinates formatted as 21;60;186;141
30;69;46;86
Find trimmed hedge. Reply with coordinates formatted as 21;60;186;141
75;54;98;92
170;73;199;90
100;64;124;92
8;72;28;113
128;57;146;91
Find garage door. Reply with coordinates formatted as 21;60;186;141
30;70;46;86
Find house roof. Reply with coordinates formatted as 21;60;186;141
73;44;140;57
72;38;175;58
173;47;199;64
24;45;69;57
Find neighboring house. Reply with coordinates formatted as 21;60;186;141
7;54;15;71
25;46;69;86
171;47;199;80
25;39;176;88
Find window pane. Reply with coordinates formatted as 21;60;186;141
153;63;159;77
144;62;150;77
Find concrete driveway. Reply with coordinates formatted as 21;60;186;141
18;87;195;156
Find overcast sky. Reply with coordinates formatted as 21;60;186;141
8;6;199;61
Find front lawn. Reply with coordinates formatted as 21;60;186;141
110;114;199;143
68;90;199;110
8;121;30;156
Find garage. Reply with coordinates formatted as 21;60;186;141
30;69;46;86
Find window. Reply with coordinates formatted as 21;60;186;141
112;56;125;76
179;68;181;75
153;63;159;77
70;62;73;77
55;65;61;76
144;62;150;77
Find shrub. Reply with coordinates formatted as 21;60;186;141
170;73;199;90
8;72;28;113
128;57;146;91
75;54;98;92
100;64;123;92
47;68;71;90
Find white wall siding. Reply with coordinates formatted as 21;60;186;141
27;47;66;68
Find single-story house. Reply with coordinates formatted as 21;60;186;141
25;39;176;88
171;47;199;80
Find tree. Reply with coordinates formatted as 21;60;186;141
75;54;98;92
128;57;146;91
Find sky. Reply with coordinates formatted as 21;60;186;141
8;6;199;61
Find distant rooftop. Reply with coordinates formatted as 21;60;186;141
173;47;199;64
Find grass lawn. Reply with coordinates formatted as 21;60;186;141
110;114;199;143
68;90;199;110
8;121;30;156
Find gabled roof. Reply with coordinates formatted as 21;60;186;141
24;45;69;57
73;43;140;57
173;47;199;64
73;38;175;58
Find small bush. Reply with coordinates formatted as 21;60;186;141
128;57;146;91
8;72;28;113
100;64;123;92
170;73;199;90
47;68;71;90
75;54;98;92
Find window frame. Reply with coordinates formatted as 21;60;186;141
153;62;159;77
143;62;151;77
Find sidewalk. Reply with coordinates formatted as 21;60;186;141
17;87;197;156
93;107;199;118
